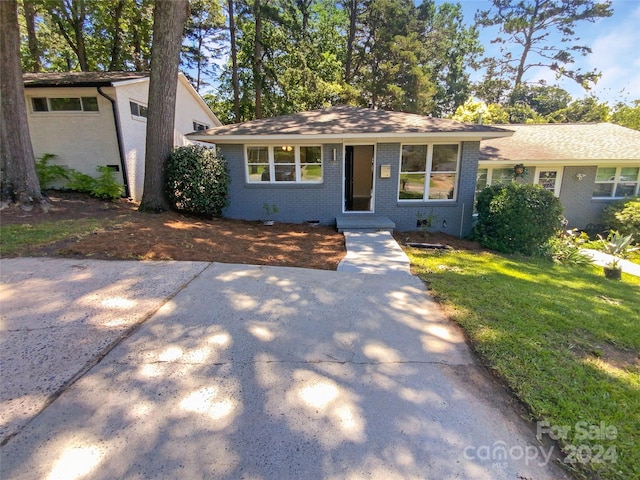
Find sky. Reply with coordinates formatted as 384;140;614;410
438;0;640;104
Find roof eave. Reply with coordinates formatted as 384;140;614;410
188;130;513;144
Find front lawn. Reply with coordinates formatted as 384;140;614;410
407;248;639;479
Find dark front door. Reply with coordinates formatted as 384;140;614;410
344;146;354;211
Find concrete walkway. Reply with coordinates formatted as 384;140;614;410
338;231;411;275
0;258;568;479
581;249;640;277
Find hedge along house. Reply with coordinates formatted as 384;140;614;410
189;105;512;236
479;123;640;231
23;71;221;200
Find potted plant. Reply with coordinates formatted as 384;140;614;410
262;203;279;226
598;231;638;280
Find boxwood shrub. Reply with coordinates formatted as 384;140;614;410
473;182;563;255
602;197;640;240
166;145;230;218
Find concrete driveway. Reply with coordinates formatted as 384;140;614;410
0;258;568;479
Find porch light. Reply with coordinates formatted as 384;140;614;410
576;173;586;181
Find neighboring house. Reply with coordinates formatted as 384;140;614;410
189;105;512;236
479;123;640;230
23;71;221;200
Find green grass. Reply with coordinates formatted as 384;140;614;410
407;248;639;479
0;219;103;255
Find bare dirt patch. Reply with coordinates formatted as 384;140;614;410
1;192;346;270
394;230;483;251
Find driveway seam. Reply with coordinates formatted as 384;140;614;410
0;261;214;447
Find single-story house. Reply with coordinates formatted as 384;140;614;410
23;71;221;200
479;123;640;230
189;105;512;236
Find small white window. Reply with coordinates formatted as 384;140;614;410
129;101;147;119
193;121;209;131
535;168;563;196
31;96;99;112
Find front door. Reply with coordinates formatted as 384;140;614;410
344;145;374;212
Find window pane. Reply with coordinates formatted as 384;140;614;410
476;169;488;191
399;173;425;199
538;171;557;192
49;97;82;111
595;167;616;182
274;165;295;181
491;168;513;184
81;97;98;111
247;165;270;182
32;97;48;111
593;183;614;197
247;147;268;163
274;147;295;163
429;173;456;199
129;101;139;116
139;105;148;118
301;164;322;182
620;167;639;182
300;146;321;164
401;145;427;172
615;183;638;198
432;144;458;172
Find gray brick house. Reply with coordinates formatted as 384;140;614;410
189;105;511;236
479;123;640;230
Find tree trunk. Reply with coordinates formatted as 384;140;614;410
345;0;357;83
228;0;241;121
108;0;126;71
139;0;189;212
0;0;48;210
23;0;41;72
253;0;263;119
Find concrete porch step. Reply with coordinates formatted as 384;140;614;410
336;215;395;233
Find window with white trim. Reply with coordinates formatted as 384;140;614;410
129;101;148;119
31;96;98;112
535;168;563;196
399;144;460;201
193;121;209;131
246;145;322;183
593;166;640;198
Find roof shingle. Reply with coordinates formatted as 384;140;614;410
480;123;640;161
189;105;512;139
23;71;149;88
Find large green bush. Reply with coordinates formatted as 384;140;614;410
166;145;230;218
602;197;640;240
473;182;563;255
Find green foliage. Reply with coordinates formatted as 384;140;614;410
597;231;639;268
546;95;610;123
65;170;96;194
601;197;640;241
91;166;124;200
611;100;640;131
473;182;563;255
166;145;230;218
35;153;69;189
546;229;593;266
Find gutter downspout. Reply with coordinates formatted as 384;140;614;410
97;86;131;198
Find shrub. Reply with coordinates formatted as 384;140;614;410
473;182;563;255
166;145;230;218
545;230;593;266
602;197;640;240
91;166;123;200
35;153;69;189
65;170;96;194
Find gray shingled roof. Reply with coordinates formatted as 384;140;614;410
189;105;512;141
480;123;640;162
23;72;149;88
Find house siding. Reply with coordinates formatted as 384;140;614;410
559;165;611;229
220;140;480;236
24;86;123;187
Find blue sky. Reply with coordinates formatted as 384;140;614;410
440;0;640;104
